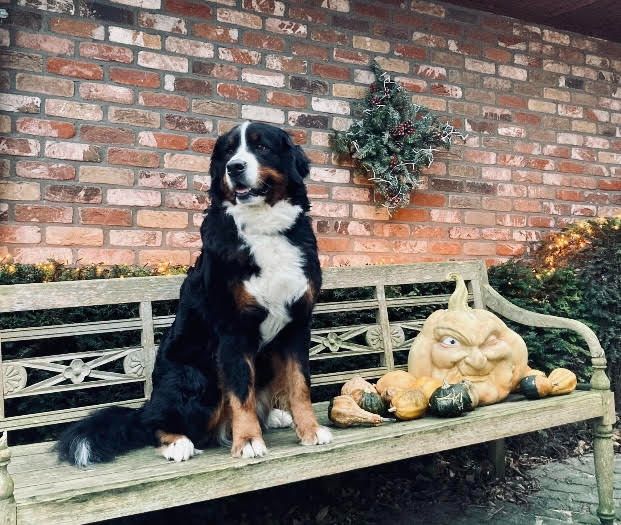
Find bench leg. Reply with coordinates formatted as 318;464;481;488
488;438;506;478
0;433;16;525
594;420;616;525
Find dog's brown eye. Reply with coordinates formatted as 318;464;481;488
256;144;269;152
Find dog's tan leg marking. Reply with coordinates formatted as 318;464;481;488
229;358;266;458
283;359;332;446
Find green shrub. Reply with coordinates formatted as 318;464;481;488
489;217;621;399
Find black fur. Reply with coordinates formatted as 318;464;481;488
57;123;321;466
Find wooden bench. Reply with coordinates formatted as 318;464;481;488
0;260;615;525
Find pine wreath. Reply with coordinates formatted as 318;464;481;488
331;63;462;211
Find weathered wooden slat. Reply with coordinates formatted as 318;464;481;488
0;319;142;342
384;293;473;309
313;299;378;314
321;260;484;289
9;391;605;524
5;347;139;366
0;399;146;431
0;276;185;313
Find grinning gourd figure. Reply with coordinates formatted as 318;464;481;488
408;273;532;406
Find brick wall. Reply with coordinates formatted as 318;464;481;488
0;0;620;267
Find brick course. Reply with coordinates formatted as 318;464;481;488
1;0;620;267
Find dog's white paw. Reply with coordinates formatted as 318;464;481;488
161;436;202;462
300;426;333;446
240;438;268;459
266;408;293;429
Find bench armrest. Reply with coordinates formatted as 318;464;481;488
481;284;610;391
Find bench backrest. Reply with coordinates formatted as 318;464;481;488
0;260;488;436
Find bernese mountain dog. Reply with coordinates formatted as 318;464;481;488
58;122;332;466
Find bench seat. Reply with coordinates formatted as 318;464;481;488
9;391;606;525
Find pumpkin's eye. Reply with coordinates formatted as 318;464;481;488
441;336;459;346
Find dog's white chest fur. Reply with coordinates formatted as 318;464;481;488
226;201;308;345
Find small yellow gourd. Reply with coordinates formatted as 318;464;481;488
328;395;387;427
388;389;428;421
375;370;418;397
548;368;577;395
341;376;377;396
412;376;444;401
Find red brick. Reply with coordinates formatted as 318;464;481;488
0;137;40;157
164;192;209;210
81;125;135;144
463;242;496;256
192;24;239;43
311;64;350;80
107;188;161;207
216;83;260;102
528;216;555;228
164;152;211;172
484;47;512;63
352;239;390;252
47;58;103;80
45;185;102;204
317;237;351;252
139;249;191;266
15;32;74;55
108;107;160;128
79;43;133;64
77;248;135;265
558;161;587;174
333;49;369;65
289;6;328;24
46;226;103;246
190;138;216;153
242;32;285;51
449;226;480;240
429;241;461;255
79;83;134;104
557;189;584;201
166;231;202;248
172;78;211;95
80;166;134;186
394;43;426;60
49;18;104;40
312;28;348;46
266;91;306;108
110;230;162;246
464;210;496;225
392;208;430;222
138;171;188;189
15;204;73;223
599;179;621;191
16;161;75;180
110;68;160;88
138;132;188;150
15;73;74;97
218;47;261;65
0;224;41;243
137;210;188;228
165;0;212;19
79;207;132;226
13;247;73;264
108;148;160;168
292;43;328;60
463;150;496;164
266;55;307;74
496;243;526;256
16;118;75;139
139;92;188;111
45;142;101;162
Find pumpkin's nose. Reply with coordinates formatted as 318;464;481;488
465;348;487;370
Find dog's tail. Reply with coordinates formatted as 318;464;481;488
57;406;154;467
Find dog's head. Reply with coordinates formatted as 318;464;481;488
209;122;310;210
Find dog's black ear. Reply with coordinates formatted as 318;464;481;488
209;134;228;177
283;132;310;179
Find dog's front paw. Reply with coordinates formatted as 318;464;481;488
299;426;332;446
231;437;268;459
161;436;202;462
266;408;293;429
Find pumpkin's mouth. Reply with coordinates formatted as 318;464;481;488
460;374;490;382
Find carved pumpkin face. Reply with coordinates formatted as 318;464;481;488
408;274;529;405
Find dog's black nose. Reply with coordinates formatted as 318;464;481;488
227;160;246;178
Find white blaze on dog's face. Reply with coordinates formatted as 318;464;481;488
225;121;261;203
209;121;310;211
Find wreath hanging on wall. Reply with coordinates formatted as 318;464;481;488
331;63;463;211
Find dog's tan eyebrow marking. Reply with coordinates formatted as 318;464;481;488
248;132;260;142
